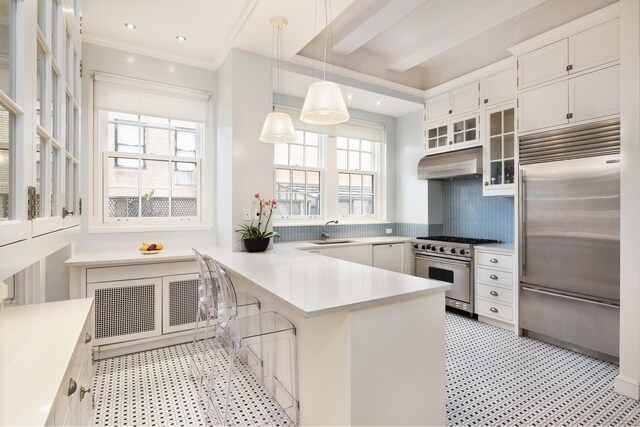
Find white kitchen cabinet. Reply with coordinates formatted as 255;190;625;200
517;19;619;90
483;104;516;196
518;65;619;133
568;64;620;123
425;113;480;153
372;243;405;273
425;82;479;122
569;19;620;74
517;39;568;89
482;69;515;107
319;245;373;267
475;246;515;330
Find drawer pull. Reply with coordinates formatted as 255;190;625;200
490;274;499;280
85;332;92;344
68;378;77;396
490;258;498;263
80;386;91;401
490;307;499;313
490;291;499;297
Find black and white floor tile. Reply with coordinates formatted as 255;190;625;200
93;341;293;426
94;313;640;426
446;312;640;426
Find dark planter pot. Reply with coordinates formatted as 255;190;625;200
243;237;270;253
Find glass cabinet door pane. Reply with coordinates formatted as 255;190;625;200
438;136;447;146
438;125;447;135
490;136;502;160
453;121;463;132
490;161;503;185
504;133;514;159
0;105;12;220
50;145;57;216
0;0;13;98
428;138;437;149
465;130;476;141
465;118;476;129
37;45;44;126
504;160;515;184
35;138;43;217
490;111;502;136
428;128;437;139
504;108;515;133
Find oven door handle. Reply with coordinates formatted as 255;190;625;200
414;255;470;269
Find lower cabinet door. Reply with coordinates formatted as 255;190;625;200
319;245;373;266
64;349;94;426
88;277;163;345
162;273;201;334
372;243;405;273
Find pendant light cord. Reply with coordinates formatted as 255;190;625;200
323;0;328;81
269;24;276;111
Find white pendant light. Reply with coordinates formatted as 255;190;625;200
260;17;296;144
300;0;349;125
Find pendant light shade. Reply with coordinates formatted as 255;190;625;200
300;81;349;125
260;112;296;143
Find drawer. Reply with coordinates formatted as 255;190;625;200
476;267;513;287
477;298;513;322
477;252;513;270
476;283;513;304
86;261;197;284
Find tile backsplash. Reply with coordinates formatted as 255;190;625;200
273;223;443;242
441;177;515;243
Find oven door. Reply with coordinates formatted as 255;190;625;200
415;254;471;303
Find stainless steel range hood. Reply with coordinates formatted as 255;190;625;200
418;147;483;180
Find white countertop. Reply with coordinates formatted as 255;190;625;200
0;298;93;426
475;242;515;253
66;238;448;318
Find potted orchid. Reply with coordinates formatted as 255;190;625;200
235;193;280;252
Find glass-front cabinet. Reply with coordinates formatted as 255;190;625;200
424;114;480;154
483;104;516;196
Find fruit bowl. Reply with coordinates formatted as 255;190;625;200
139;243;164;254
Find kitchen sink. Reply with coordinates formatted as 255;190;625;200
308;239;354;245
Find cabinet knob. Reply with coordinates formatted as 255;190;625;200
80;386;91;401
490;258;498;263
85;332;92;344
566;112;573;119
449;141;453;145
448;109;452;114
490;307;499;313
484;181;489;186
490;291;499;297
490;274;499;280
68;378;77;396
566;64;573;71
484;99;488;104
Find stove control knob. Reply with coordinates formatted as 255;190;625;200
413;244;419;249
421;245;427;250
439;247;445;253
431;246;437;251
450;248;457;254
459;249;466;256
425;244;432;250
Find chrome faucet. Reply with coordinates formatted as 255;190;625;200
321;220;339;240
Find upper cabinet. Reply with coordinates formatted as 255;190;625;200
517;19;619;90
482;69;516;107
425;82;479;122
484;104;516;196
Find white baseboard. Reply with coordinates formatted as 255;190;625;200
94;330;197;360
477;315;515;333
615;375;640;400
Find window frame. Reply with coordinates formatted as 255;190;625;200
335;136;379;218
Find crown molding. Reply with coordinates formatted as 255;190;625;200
210;0;260;70
81;34;217;70
290;54;425;99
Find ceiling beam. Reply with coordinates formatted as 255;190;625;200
386;0;548;73
332;0;427;56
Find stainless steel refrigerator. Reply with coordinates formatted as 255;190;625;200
519;120;620;360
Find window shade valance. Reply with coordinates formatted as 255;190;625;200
274;105;385;142
93;73;211;123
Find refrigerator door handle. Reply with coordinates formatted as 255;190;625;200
521;285;620;308
519;169;526;276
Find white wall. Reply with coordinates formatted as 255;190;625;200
45;245;72;302
615;0;640;401
395;109;442;224
77;43;218;252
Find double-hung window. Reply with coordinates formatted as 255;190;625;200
274;130;323;218
92;73;211;230
337;137;378;217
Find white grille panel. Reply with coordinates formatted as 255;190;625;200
95;284;156;340
168;279;200;327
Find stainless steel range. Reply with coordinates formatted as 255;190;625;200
412;236;498;314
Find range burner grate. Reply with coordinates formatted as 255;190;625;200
416;236;499;245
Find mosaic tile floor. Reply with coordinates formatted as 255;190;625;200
446;312;640;426
94;313;640;426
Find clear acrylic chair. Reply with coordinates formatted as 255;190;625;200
197;253;300;426
191;249;261;389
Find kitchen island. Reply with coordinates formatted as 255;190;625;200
66;242;449;426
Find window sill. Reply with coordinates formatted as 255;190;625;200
88;223;213;234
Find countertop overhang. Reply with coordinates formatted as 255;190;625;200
66;238;449;318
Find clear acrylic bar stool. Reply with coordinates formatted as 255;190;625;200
191;249;261;389
194;251;300;426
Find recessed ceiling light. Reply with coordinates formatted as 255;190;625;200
375;100;382;106
124;23;136;30
176;35;187;42
347;94;353;100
